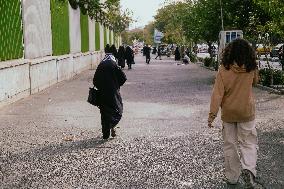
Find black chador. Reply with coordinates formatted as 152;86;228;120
93;54;127;139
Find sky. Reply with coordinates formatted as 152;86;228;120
120;0;166;29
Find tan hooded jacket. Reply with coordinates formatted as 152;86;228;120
208;64;259;123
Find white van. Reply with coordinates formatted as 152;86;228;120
218;30;243;63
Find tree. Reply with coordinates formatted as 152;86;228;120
143;22;155;45
67;0;133;34
253;0;284;41
121;28;144;45
154;1;188;44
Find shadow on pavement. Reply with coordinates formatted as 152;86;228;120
257;128;284;189
2;136;109;164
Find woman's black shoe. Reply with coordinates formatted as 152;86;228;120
103;130;110;139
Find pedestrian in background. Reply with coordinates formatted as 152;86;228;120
93;45;127;139
175;46;181;61
117;46;126;69
110;44;118;59
142;45;146;56
125;46;134;69
208;38;261;188
278;45;284;70
155;46;162;60
152;46;157;55
145;44;151;64
105;44;110;54
180;45;185;58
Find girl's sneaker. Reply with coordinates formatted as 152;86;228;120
242;169;264;189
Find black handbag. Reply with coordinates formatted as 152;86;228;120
87;87;100;106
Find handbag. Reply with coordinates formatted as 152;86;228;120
87;87;100;106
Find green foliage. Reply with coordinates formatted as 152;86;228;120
51;0;70;56
254;0;284;39
259;69;284;86
144;22;155;45
154;2;188;44
153;0;283;45
67;0;133;33
189;52;197;63
95;22;100;51
80;13;89;52
0;0;23;61
204;57;212;67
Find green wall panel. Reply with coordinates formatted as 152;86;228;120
104;27;107;47
80;13;89;53
50;0;70;56
109;30;113;45
0;0;23;61
95;22;100;51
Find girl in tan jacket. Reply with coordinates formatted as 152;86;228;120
208;39;261;188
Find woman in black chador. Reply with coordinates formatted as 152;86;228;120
125;46;134;69
117;46;126;68
110;44;118;59
145;44;151;64
93;45;127;139
175;46;181;61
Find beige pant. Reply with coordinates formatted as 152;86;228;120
222;120;258;183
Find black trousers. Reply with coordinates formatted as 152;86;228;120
100;107;121;136
155;54;161;59
146;55;150;63
100;110;111;136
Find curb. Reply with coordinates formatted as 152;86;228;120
200;64;216;71
255;84;284;95
199;63;284;95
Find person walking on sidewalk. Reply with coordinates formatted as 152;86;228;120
145;44;151;64
155;46;162;60
117;45;126;69
110;44;118;60
175;46;181;61
125;46;134;69
93;45;127;139
208;38;262;188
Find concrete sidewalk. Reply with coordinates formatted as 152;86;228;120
1;54;284;188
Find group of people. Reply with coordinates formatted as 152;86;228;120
142;45;162;64
106;44;135;70
174;46;191;64
93;38;262;188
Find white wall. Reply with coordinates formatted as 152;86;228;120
0;1;109;108
30;57;57;94
57;55;74;82
0;60;30;107
89;17;96;52
69;4;81;53
73;53;92;74
22;0;52;59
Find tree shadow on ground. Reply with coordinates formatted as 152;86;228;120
2;136;112;165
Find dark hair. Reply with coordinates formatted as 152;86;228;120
221;38;256;72
105;44;111;53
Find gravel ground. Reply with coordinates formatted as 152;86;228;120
0;55;283;189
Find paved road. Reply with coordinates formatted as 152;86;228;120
0;55;283;188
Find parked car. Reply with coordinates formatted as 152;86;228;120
256;44;271;55
270;43;284;57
